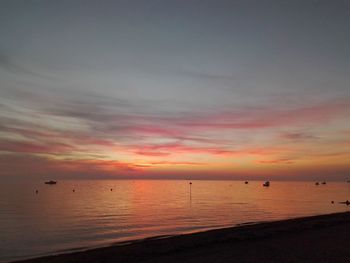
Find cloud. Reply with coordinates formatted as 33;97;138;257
0;53;29;74
178;68;236;82
1;85;349;179
149;161;204;166
170;99;350;130
280;131;318;141
0;52;48;78
0;139;74;154
258;158;295;164
132;142;235;157
0;153;145;178
1;95;349;158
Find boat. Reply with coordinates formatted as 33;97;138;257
263;181;270;187
315;182;319;185
321;181;326;185
45;180;57;185
245;181;249;184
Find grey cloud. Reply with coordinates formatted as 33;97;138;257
0;52;41;77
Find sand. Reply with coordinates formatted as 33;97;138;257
14;211;350;263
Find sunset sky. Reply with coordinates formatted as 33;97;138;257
1;0;350;180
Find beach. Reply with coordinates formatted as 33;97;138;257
14;211;350;263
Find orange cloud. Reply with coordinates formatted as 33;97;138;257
1;97;349;179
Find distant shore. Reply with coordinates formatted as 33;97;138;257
14;211;350;263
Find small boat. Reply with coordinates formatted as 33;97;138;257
245;181;249;184
45;180;57;185
339;200;350;205
315;182;319;185
263;181;270;187
321;181;326;185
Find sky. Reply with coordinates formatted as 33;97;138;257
0;0;350;180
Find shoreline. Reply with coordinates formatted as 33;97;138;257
13;211;350;263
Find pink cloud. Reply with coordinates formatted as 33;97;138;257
172;99;350;131
258;158;295;164
149;161;205;166
132;142;235;157
1;97;349;176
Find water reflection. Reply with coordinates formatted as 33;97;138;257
0;180;350;262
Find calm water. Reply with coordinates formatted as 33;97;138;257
1;180;350;262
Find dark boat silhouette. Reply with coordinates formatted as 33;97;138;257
321;181;326;185
245;181;249;184
45;180;57;185
315;182;319;185
263;181;270;187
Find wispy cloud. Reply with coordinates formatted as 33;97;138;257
258;158;296;165
0;52;51;79
0;139;73;154
1;85;349;178
280;131;318;141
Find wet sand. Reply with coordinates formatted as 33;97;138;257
14;211;350;263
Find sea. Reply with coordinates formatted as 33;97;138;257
1;180;350;262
